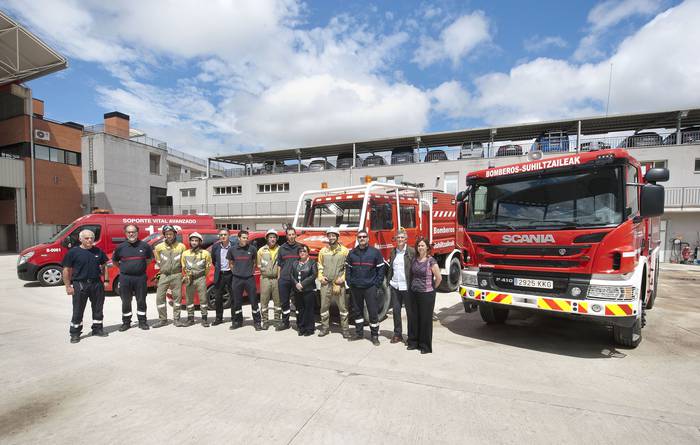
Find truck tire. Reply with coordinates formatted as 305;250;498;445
207;285;231;310
646;257;660;310
479;303;509;324
38;265;63;286
613;318;642;348
438;256;461;292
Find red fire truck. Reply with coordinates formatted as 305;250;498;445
16;213;215;286
293;182;463;319
456;148;669;348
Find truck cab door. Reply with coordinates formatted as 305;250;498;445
369;201;394;257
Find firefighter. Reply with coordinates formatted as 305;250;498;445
317;227;351;338
153;225;186;328
211;228;234;326
179;232;212;327
275;226;300;331
62;229;108;343
346;229;385;345
227;230;261;330
257;229;281;329
112;224;153;331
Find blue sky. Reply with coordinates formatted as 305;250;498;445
4;0;698;157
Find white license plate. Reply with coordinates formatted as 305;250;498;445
514;278;554;289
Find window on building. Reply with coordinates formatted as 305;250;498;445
217;223;243;231
369;175;403;184
444;172;459;195
89;170;98;184
214;185;242;195
370;203;394;230
399;206;417;228
34;144;80;166
181;188;196;197
626;165;639;218
150;153;161;175
257;182;289;193
695;159;700;172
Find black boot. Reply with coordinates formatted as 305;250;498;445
212;318;223;326
153;319;169;328
317;328;329;337
349;332;363;341
119;321;130;332
138;320;150;330
275;320;290;331
185;316;195;327
70;335;80;344
201;315;210;327
371;336;380;346
92;328;108;337
254;322;263;331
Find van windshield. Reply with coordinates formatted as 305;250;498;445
303;201;363;229
47;224;75;243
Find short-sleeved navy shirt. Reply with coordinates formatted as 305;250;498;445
62;246;108;282
112;240;153;276
226;243;257;278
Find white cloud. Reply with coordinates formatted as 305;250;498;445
523;35;568;53
413;11;491;68
430;81;471;119
574;0;662;60
439;0;700;126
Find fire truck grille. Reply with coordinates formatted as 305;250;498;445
482;245;589;256
487;258;579;268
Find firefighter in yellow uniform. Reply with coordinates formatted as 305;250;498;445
179;232;212;327
153;225;186;328
257;229;281;330
317;227;351;338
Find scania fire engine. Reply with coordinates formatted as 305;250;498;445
293;182;463;319
456;148;669;348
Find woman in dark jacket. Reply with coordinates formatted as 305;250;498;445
291;244;318;336
407;238;442;354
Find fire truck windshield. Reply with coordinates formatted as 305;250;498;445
468;165;623;230
303;200;363;229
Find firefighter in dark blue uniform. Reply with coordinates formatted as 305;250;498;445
112;224;153;331
275;227;299;331
226;230;262;330
62;229;109;343
346;229;385;345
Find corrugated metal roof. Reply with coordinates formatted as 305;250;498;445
214;108;700;165
0;11;67;85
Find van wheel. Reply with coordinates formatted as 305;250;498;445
207;286;231;310
479;303;509;324
439;256;462;292
38;265;63;286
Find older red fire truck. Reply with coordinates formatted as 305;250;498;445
456;148;669;348
293;182;463;319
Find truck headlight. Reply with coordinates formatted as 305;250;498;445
587;285;637;301
18;251;35;265
461;271;478;286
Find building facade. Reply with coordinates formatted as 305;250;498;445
167;110;700;262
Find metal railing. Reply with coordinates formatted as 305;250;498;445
173;201;299;217
665;187;700;209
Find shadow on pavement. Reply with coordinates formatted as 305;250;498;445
436;302;628;359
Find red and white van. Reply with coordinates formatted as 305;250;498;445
16;213;215;286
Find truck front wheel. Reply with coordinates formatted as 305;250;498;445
479;303;509;324
613;318;642;348
438;256;462;292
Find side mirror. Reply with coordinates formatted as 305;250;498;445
457;202;466;227
640;184;665;217
456;190;466;201
644;167;669;183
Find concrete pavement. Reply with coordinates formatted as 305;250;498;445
1;254;699;444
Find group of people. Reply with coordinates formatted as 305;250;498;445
63;224;442;354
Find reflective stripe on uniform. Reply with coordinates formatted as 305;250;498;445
71;322;82;328
137;311;146;315
157;304;166;308
235;310;242;314
92;320;103;324
369;323;379;328
282;309;291;314
339;311;348;315
321;311;330;316
123;312;132;316
355;318;364;323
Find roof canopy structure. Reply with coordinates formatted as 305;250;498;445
214;108;700;165
0;11;67;85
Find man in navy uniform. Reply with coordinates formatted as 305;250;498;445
227;230;261;330
62;229;109;344
112;224;153;331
